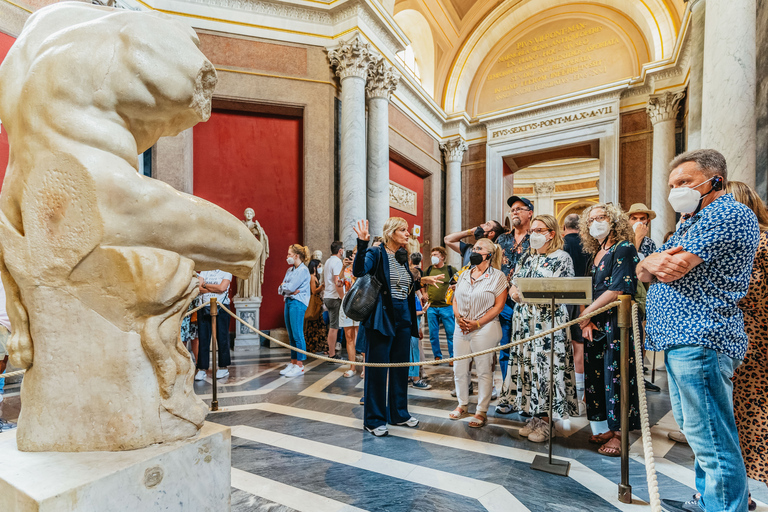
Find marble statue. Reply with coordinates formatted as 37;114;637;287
236;207;269;299
0;2;259;451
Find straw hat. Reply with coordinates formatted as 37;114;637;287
627;203;656;221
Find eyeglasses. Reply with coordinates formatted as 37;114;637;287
531;228;552;234
509;208;530;213
587;215;609;225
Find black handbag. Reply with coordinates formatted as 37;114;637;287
342;248;384;322
342;273;382;322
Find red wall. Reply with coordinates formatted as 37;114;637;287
193;110;303;331
0;32;17;184
389;160;424;241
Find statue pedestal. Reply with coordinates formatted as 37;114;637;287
0;422;231;511
233;297;262;347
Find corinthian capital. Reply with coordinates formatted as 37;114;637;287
366;58;400;100
440;138;468;164
327;36;379;80
534;181;555;195
646;91;685;125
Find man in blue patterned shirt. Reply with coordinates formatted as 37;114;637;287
638;149;759;512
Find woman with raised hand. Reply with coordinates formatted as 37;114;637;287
353;218;420;437
449;238;509;428
278;244;311;378
500;214;577;443
578;203;641;457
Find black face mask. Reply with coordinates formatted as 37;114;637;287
469;251;486;266
394;247;408;265
473;227;486;240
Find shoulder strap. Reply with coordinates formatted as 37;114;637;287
425;265;433;275
447;265;456;278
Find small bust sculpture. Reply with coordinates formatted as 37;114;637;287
0;3;259;451
236;207;269;299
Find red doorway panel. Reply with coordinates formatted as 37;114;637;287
389;160;424;242
193;110;303;330
0;32;17;185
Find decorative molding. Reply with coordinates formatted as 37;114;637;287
482;90;622;130
183;0;333;24
389;181;417;215
366;58;399;100
647;91;685;125
534;181;556;195
440;138;468;163
327;35;379;80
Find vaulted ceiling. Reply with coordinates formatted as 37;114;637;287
393;0;686;113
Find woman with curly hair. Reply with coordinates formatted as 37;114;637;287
578;203;641;457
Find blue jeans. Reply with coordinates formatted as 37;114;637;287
665;345;748;512
427;306;454;358
409;318;422;378
498;303;514;381
284;299;307;361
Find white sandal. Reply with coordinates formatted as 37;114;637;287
343;369;356;378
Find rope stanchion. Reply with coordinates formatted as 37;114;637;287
631;302;662;512
183;302;206;319
0;369;25;379
216;301;622;368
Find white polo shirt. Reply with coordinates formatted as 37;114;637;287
323;255;343;299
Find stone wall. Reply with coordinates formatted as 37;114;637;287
757;0;768;200
619;109;652;210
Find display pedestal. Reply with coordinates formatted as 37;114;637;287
0;422;231;511
233;297;262;347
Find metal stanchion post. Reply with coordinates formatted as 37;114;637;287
210;297;219;412
618;294;632;503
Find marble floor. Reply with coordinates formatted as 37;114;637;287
1;338;766;512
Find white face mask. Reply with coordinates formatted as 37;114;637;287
287;257;295;266
318;265;323;274
589;220;611;240
529;232;548;250
431;256;440;265
668;177;714;214
632;222;644;232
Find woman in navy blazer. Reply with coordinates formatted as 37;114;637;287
352;218;420;437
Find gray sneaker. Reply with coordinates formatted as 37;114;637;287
667;430;688;444
396;417;419;428
0;419;17;431
661;494;702;512
364;425;388;437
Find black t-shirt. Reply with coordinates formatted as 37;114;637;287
459;240;473;267
563;233;589;277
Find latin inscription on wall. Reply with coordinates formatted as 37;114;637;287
477;18;635;114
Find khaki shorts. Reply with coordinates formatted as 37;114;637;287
323;298;342;329
0;325;9;358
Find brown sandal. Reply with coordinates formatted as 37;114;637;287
468;413;487;428
598;434;621;457
589;430;615;445
449;406;467;420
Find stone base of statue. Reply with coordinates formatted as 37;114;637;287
233;297;262;347
0;422;231;512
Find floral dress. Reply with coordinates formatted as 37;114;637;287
498;249;578;418
304;275;328;353
585;240;640;431
734;230;768;483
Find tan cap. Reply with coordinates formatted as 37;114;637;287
627;203;656;221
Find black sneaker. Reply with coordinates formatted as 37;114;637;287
0;419;17;431
661;494;702;512
645;380;661;392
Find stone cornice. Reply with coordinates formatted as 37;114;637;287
647;91;685;125
328;35;378;80
440;138;468;163
366;58;399;99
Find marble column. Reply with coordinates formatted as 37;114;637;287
366;59;400;238
440;138;467;267
533;181;555;217
701;0;756;186
647;91;685;243
153;127;194;194
686;0;706;150
328;36;378;247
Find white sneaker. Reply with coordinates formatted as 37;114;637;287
518;417;540;437
577;400;587;417
216;369;229;379
528;420;554;443
395;417;419;428
491;386;499;401
280;363;296;375
285;365;305;377
194;370;206;381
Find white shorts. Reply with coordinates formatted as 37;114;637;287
338;306;359;329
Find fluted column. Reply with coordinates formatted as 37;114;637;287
701;0;756;186
366;59;400;238
328;37;378;247
440;138;468;267
647;91;685;242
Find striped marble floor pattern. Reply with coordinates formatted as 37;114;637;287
196;346;768;512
